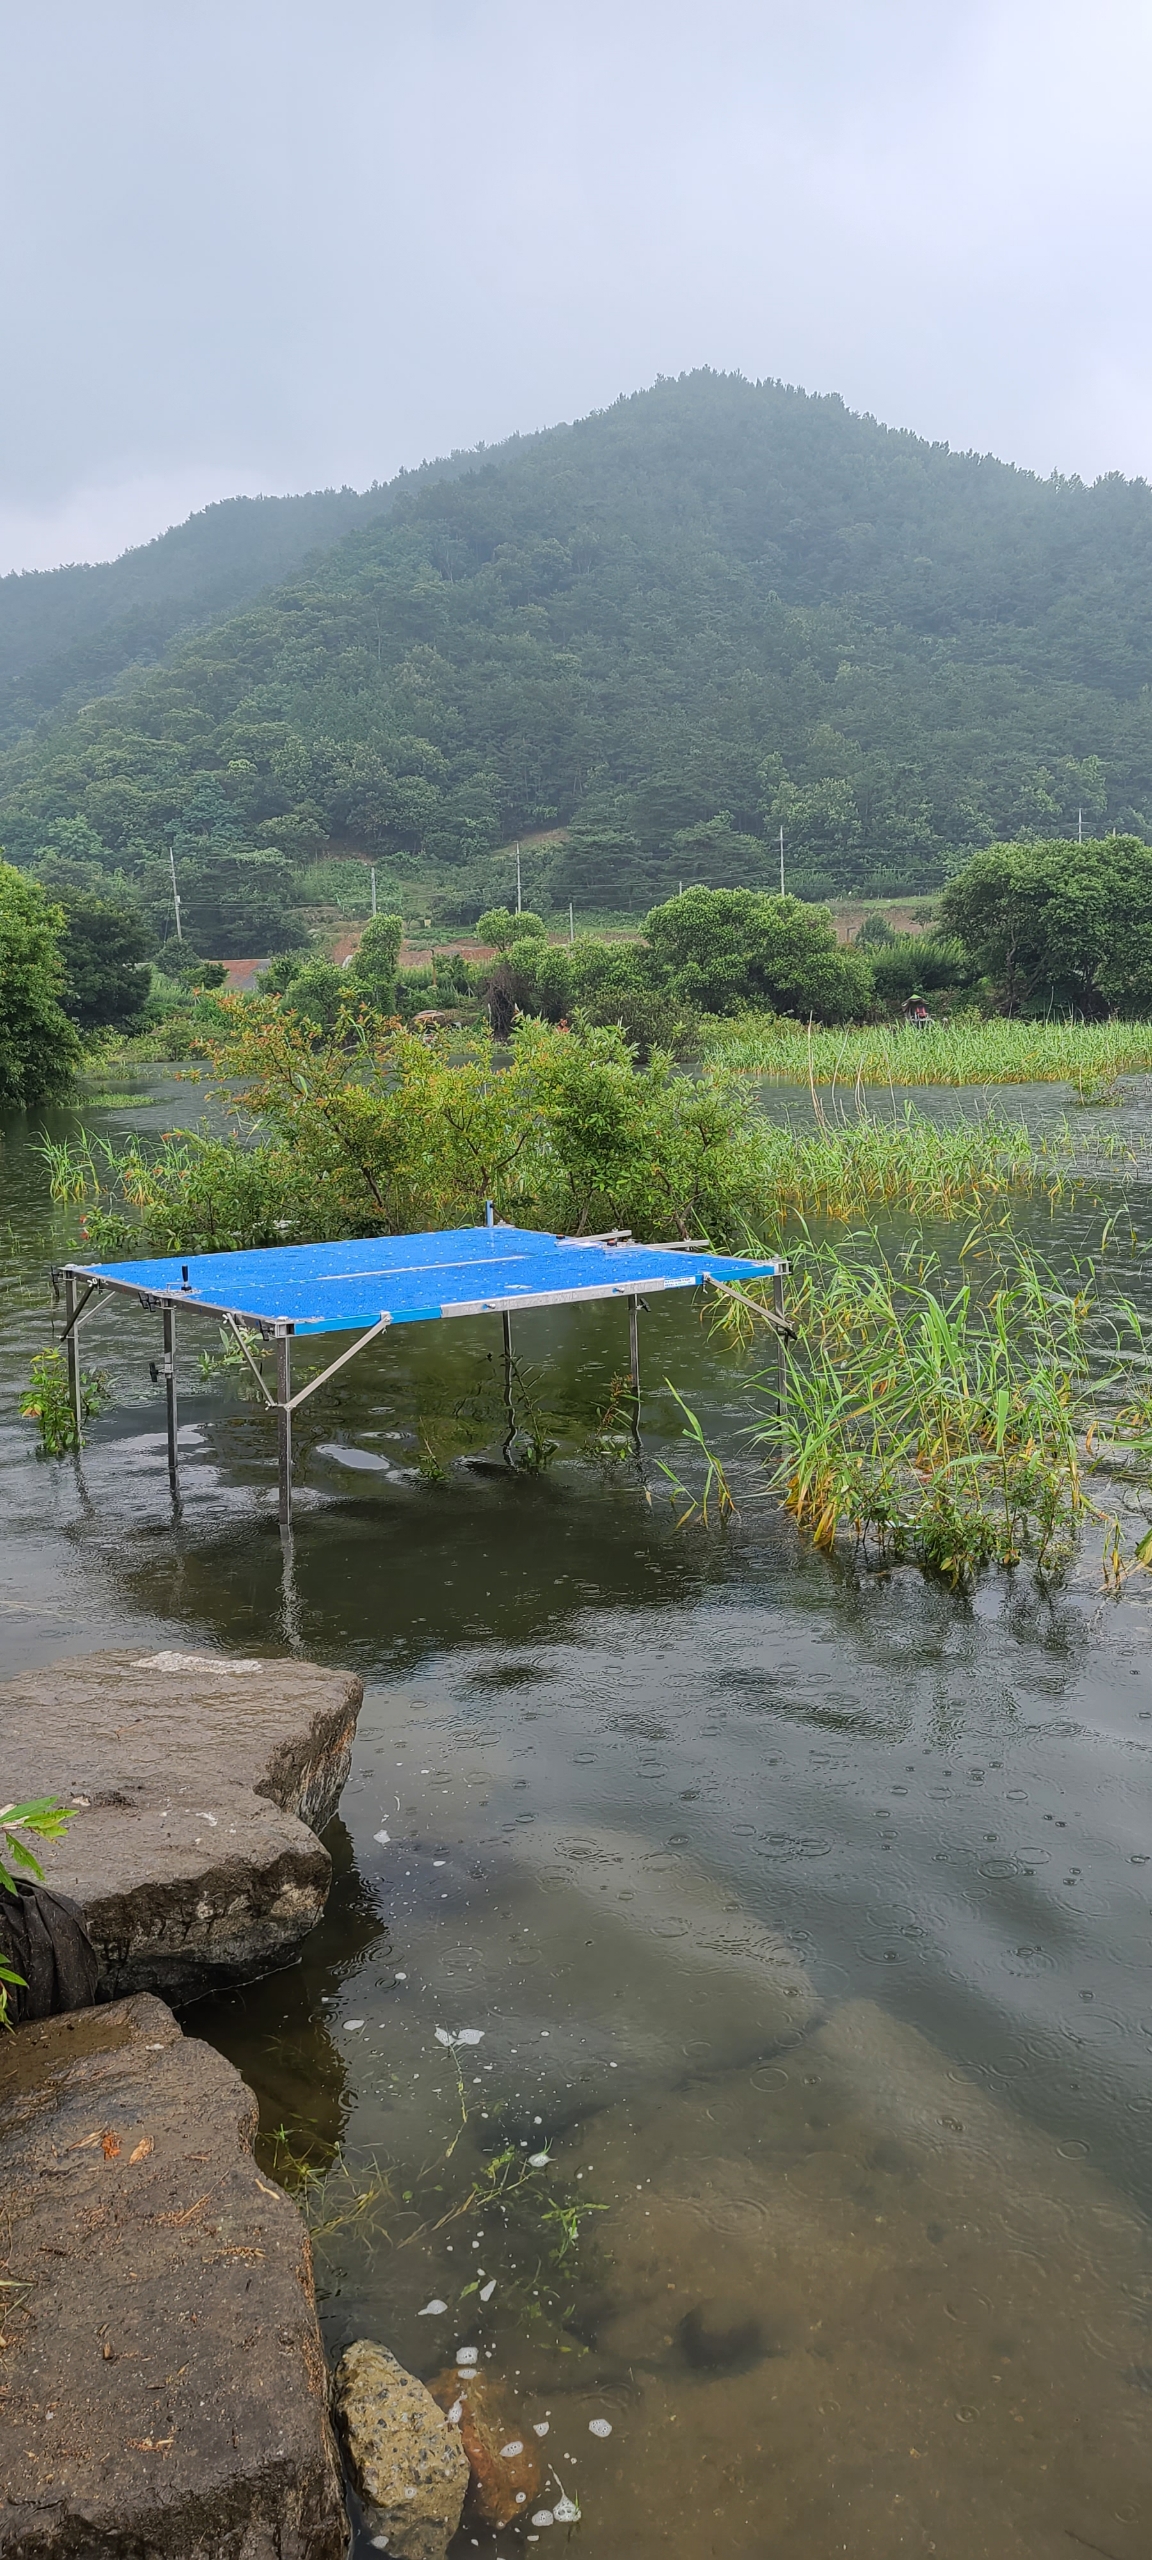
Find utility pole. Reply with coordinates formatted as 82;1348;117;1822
779;825;785;897
168;843;183;943
515;844;522;914
568;901;574;944
370;865;377;915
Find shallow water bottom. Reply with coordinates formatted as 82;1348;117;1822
195;1635;1152;2560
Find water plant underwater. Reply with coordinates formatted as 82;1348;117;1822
267;2028;609;2357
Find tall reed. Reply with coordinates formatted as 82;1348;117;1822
704;1014;1152;1088
755;1104;1043;1219
710;1231;1142;1585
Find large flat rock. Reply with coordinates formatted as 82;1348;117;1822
0;1993;347;2560
0;1649;362;1999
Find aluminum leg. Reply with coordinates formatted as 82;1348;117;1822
628;1295;641;1399
63;1273;82;1442
277;1332;293;1528
163;1304;178;1487
773;1270;788;1417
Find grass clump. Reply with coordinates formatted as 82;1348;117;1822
711;1231;1140;1586
704;1014;1152;1088
757;1103;1042;1220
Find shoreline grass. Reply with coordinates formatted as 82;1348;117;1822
709;1228;1152;1587
703;1014;1152;1090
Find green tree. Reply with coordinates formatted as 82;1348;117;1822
0;859;82;1104
664;814;772;895
940;837;1152;1016
348;911;405;1008
58;892;152;1029
476;906;546;949
644;887;873;1022
278;958;347;1033
160;847;306;959
551;829;651;914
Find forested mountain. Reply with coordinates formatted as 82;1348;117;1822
0;487;389;742
3;368;1152;940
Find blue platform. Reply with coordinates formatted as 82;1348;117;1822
65;1224;782;1337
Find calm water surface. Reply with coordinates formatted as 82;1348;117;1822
4;1074;1152;2557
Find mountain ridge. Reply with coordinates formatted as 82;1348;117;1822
2;369;1149;920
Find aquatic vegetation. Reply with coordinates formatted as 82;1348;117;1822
710;1230;1152;1586
755;1101;1045;1220
539;2192;610;2257
40;1025;1111;1267
704;1012;1152;1088
40;1006;774;1253
656;1384;739;1525
20;1346;109;1453
197;1322;266;1382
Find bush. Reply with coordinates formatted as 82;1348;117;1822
476;907;546;948
348;912;404;1009
56;1006;774;1249
278;958;347;1032
644;886;873;1022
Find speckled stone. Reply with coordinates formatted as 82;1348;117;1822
333;2340;469;2560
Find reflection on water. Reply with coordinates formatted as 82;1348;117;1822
4;1079;1152;2554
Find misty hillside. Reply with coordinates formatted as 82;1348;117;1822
3;368;1152;918
0;487;391;741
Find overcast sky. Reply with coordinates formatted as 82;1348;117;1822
3;0;1151;572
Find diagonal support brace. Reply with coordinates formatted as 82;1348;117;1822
283;1315;392;1413
57;1281;102;1343
222;1314;276;1406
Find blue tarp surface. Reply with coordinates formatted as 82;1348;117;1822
69;1225;782;1337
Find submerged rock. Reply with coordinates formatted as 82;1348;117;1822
0;1648;362;1999
428;2364;542;2526
0;1992;346;2559
540;1996;1152;2557
332;2339;468;2559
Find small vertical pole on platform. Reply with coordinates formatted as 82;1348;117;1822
163;1304;178;1488
276;1329;293;1528
773;1269;787;1418
628;1294;641;1402
485;1199;495;1228
63;1272;82;1443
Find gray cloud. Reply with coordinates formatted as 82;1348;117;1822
3;0;1150;567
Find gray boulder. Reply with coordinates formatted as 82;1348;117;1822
0;1649;363;2000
